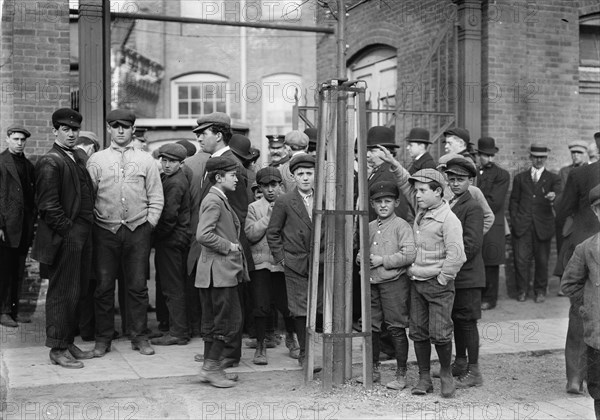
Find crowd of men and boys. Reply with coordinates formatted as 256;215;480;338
0;108;599;415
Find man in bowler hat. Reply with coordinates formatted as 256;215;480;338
31;108;95;368
475;137;510;310
0;124;36;327
405;128;436;175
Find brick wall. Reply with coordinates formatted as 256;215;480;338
1;0;72;161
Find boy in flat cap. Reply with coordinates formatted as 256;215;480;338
245;166;299;365
0;124;36;328
196;156;249;388
509;144;561;303
561;184;600;419
442;157;485;389
405;128;436;175
87;109;164;357
32;108;95;368
357;180;416;389
267;154;323;368
279;130;309;192
150;143;191;346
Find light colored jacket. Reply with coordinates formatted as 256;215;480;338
245;197;283;273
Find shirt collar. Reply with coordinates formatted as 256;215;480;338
210;186;228;199
110;142;134;152
212;146;230;158
422;200;450;222
298;189;314;199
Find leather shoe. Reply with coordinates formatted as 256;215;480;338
534;294;546;303
194;353;203;363
68;344;94;360
219;357;239;369
566;383;584;394
132;340;155;355
50;348;84;369
93;342;111;358
150;334;189;346
517;293;526;302
0;314;18;328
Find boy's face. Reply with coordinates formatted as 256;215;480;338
370;196;399;219
293;167;315;194
160;157;182;176
447;174;470;196
414;181;442;209
259;181;282;203
217;170;238;192
107;122;135;147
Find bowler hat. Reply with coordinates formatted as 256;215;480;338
409;168;447;188
475;137;499;155
229;134;254;160
304;128;317;145
367;126;398;149
568;140;588;154
158;143;187;162
443;127;470;143
52;108;82;129
205;156;238;173
370;181;399;200
590;184;600;207
106;109;136;127
290;154;316;173
176;139;197;157
256;166;282;184
530;144;550;157
6;124;31;138
285;130;309;149
445;156;477;178
192;112;231;133
405;127;431;144
249;147;261;162
267;134;285;147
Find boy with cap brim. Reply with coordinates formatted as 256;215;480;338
150;143;191;346
442;157;486;389
195;156;249;388
561;184;600;419
357;180;416;388
245;167;299;365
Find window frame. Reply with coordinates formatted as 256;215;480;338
170;73;229;119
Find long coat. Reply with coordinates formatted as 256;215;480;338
408;151;436;175
509;168;561;241
0;149;36;248
31;145;92;265
195;188;249;288
477;162;510;265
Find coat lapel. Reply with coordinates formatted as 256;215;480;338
1;150;22;188
212;188;240;235
589;234;600;265
290;189;312;228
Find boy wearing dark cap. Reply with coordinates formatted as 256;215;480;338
561;184;600;419
245;166;299;365
150;143;191;346
195;155;249;388
358;180;416;389
443;157;485;389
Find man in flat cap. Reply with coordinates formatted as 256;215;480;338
87;108;164;357
475;137;510;311
267;134;291;169
443;128;475;164
196;155;249;388
405;128;436;175
150;143;191;346
509;144;561;304
31;108;95;368
561;183;600;419
556;133;600;395
75;131;100;157
279;130;309;192
0;124;36;327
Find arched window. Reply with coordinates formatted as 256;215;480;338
171;73;229;119
348;46;397;110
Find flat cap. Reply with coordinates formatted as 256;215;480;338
568;140;588;154
285;130;309;149
176;139;197;157
370;180;399;200
106;109;136;127
266;134;286;147
229;134;253;160
304;128;318;144
250;181;260;192
367;126;398;149
52;108;82;129
192;112;231;133
444;156;477;177
443;127;470;143
205;155;238;173
290;153;316;173
530;144;550;157
409;168;447;188
158;143;187;161
6;124;31;138
405;127;431;144
590;184;600;207
437;153;463;167
256;166;282;184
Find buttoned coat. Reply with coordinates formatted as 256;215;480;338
477;162;510;265
408;151;436;175
245;197;281;272
0;149;36;248
561;232;600;350
31;145;92;265
195;188;249;288
509;168;562;241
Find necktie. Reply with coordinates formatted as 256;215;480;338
532;170;539;183
303;193;313;220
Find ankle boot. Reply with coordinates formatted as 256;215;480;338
411;371;433;395
456;363;483;388
439;366;456;398
432;356;467;378
386;367;407;390
253;340;268;365
199;359;236;388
